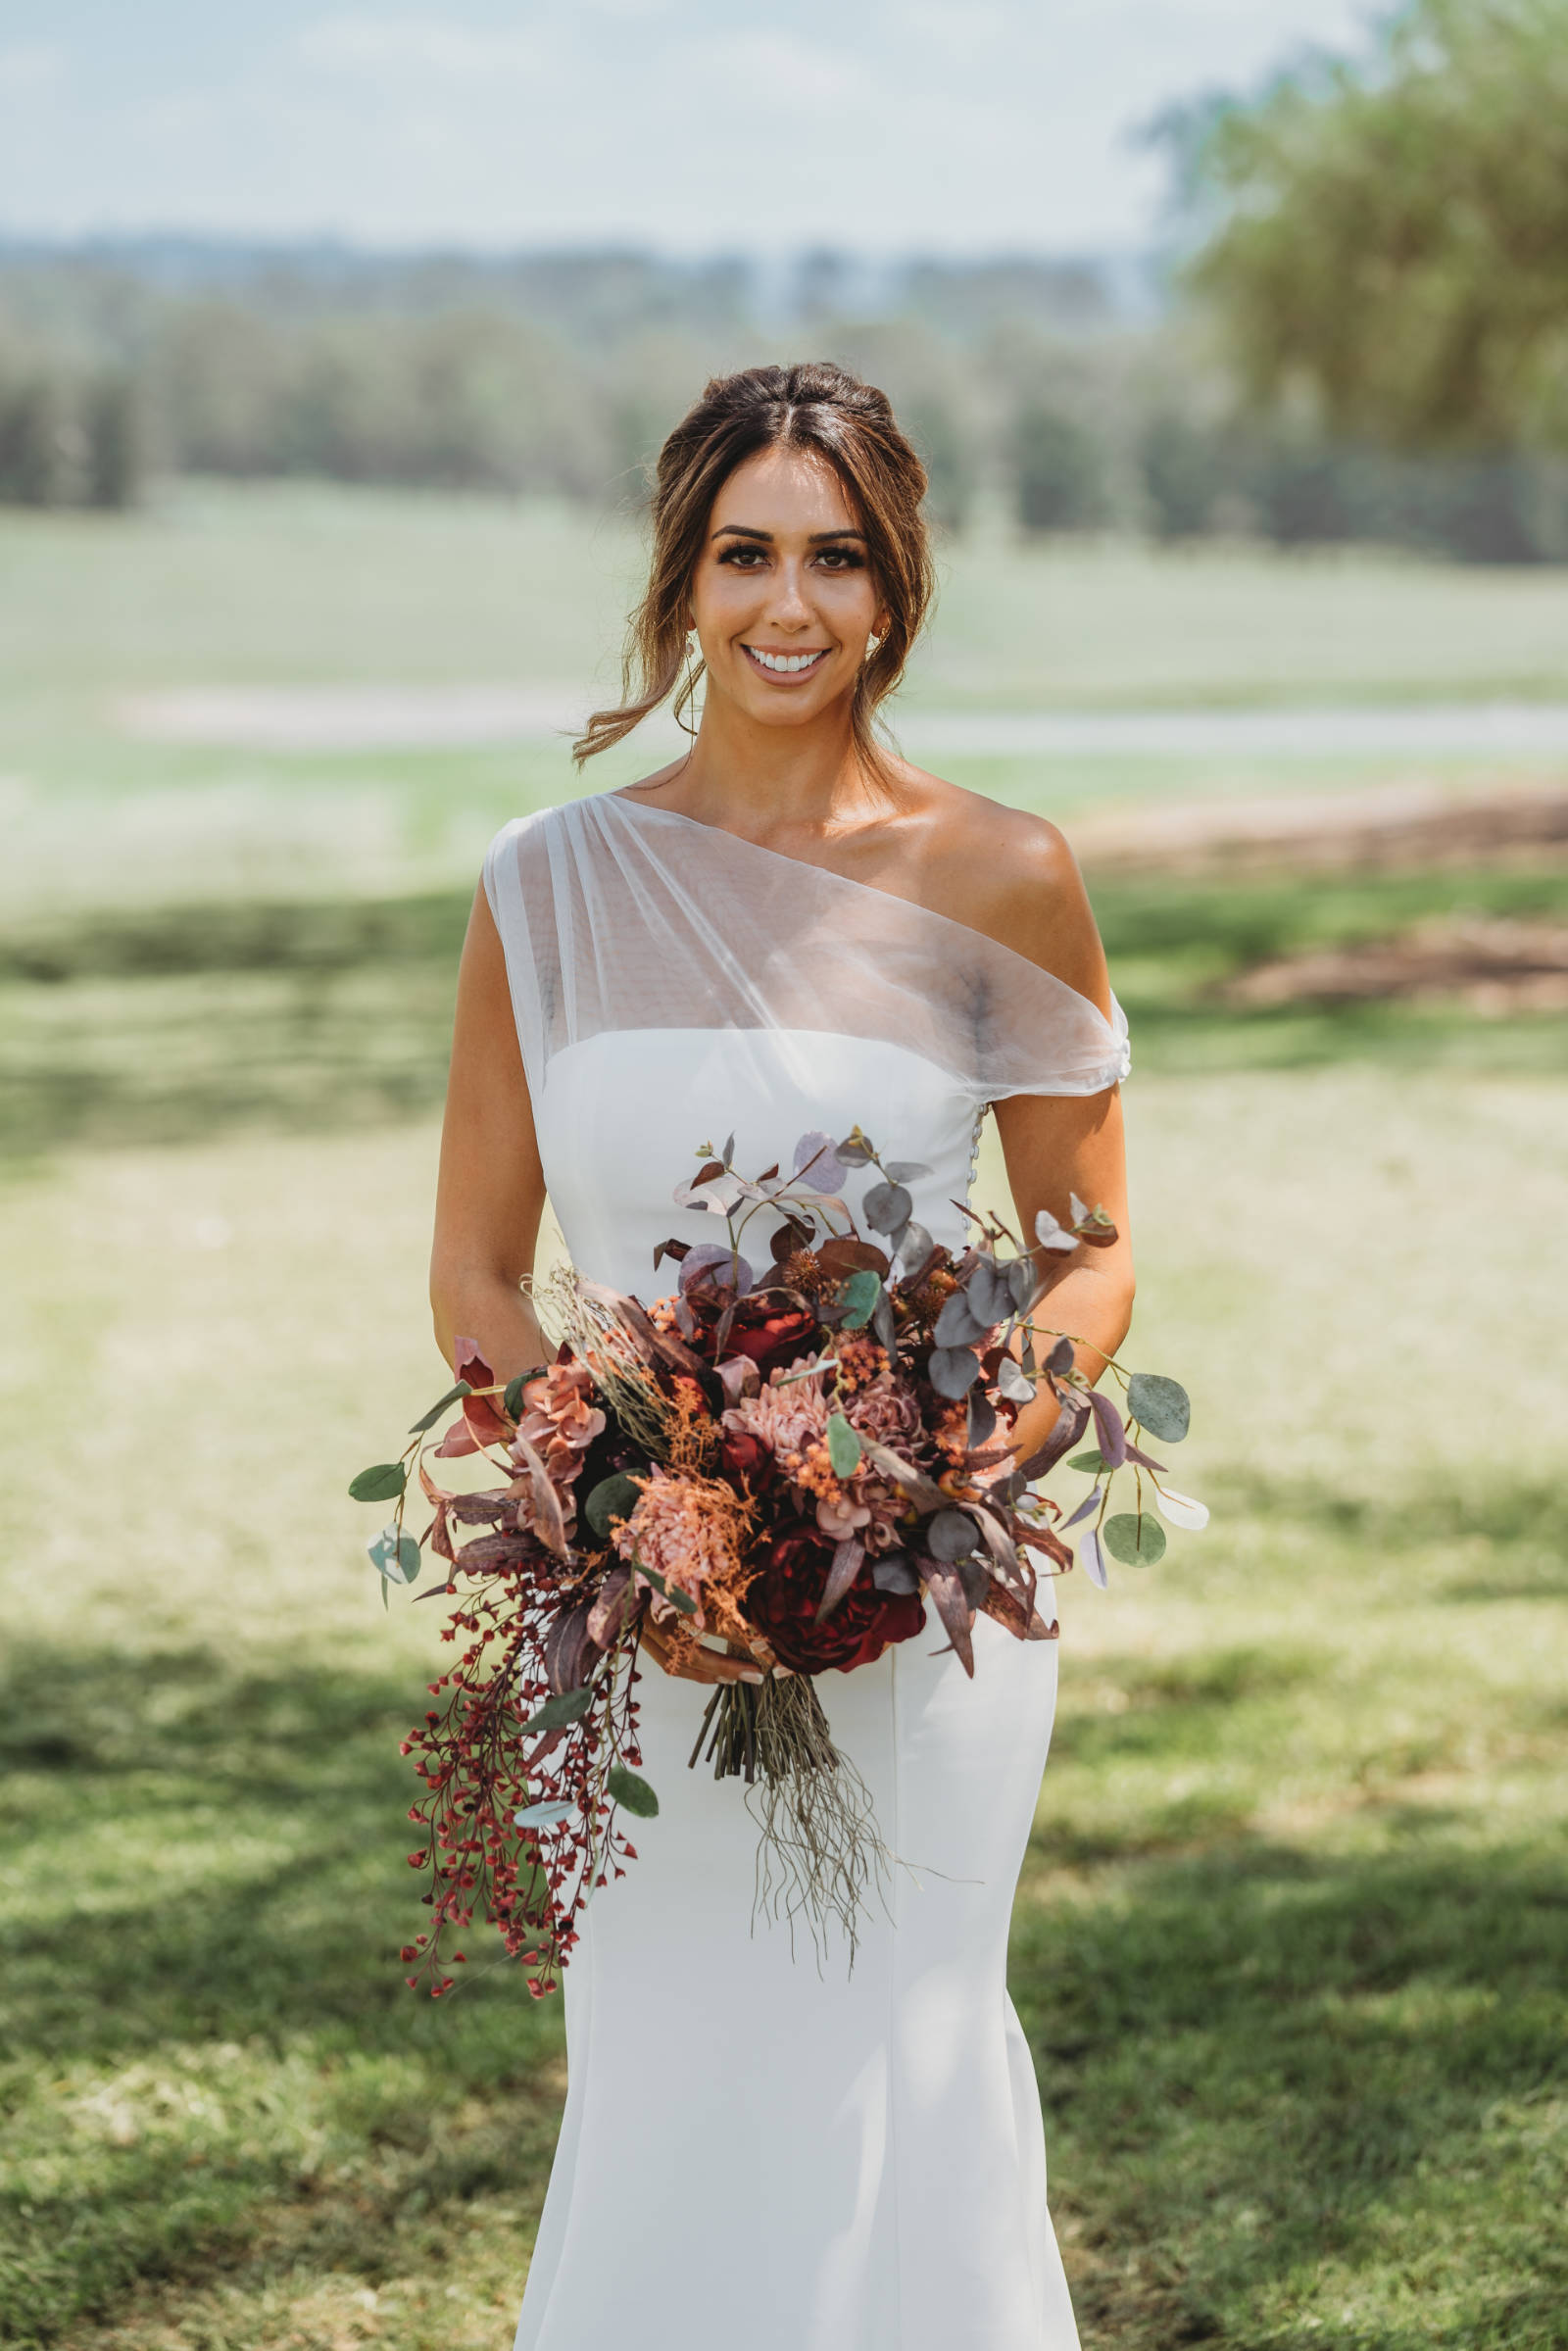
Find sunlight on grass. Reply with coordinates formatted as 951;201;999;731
2;1070;1564;2346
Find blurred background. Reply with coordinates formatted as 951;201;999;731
2;5;1565;2346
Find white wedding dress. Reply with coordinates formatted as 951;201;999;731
481;788;1130;2351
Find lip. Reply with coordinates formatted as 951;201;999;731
740;644;832;683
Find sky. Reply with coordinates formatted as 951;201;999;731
0;1;1378;257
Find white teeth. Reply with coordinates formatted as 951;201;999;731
748;648;825;674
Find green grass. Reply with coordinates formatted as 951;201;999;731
1;1073;1564;2347
7;483;1568;915
4;485;1567;2344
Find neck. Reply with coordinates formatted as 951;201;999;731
661;683;896;841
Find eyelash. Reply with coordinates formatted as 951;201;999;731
716;546;865;571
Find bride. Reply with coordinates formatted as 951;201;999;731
428;361;1132;2351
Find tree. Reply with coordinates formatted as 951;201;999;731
1171;0;1568;451
1012;402;1112;533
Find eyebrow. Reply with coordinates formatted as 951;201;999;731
710;524;867;544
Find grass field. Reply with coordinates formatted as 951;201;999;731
7;483;1568;913
2;485;1566;2347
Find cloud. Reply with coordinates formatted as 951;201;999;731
298;15;540;78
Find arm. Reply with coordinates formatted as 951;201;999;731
428;883;551;1380
984;818;1135;1458
993;1086;1133;1463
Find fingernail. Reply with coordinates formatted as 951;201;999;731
741;1669;763;1684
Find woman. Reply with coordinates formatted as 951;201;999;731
430;361;1133;2351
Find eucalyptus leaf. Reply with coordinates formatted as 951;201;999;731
1034;1209;1078;1255
871;1293;897;1349
792;1129;846;1191
826;1412;863;1476
928;1344;982;1398
408;1380;471;1436
635;1560;699;1617
1103;1512;1167;1567
1006;1257;1040;1311
883;1159;931;1183
368;1525;422;1584
1126;1373;1191;1444
871;1550;920;1594
1153;1487;1209;1532
514;1798;576;1830
521;1685;595;1735
934;1291;987;1347
607;1763;660;1819
892;1219;935;1275
1080;1529;1109;1589
1061;1488;1102;1529
584;1471;643;1538
965;1387;997;1449
1066;1447;1111;1475
862;1181;913;1235
838;1268;881;1330
349;1460;407;1503
998;1356;1035;1404
928;1506;980;1562
965;1257;1009;1326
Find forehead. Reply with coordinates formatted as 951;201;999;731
709;445;860;536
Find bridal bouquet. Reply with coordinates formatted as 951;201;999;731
350;1123;1200;1996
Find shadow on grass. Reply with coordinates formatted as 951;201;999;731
1012;1835;1568;2348
0;1643;564;2346
4;1642;1565;2348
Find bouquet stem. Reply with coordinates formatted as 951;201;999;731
688;1671;888;1965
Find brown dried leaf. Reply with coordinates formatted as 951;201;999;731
922;1562;976;1677
858;1438;949;1516
586;1564;638;1648
817;1235;891;1280
513;1430;567;1555
815;1537;865;1622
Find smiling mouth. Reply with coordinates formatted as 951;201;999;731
742;645;831;678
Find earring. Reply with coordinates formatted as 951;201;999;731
866;631;882;657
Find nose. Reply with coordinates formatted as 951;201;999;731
763;559;815;632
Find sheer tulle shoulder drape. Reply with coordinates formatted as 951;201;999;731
481;793;1130;1109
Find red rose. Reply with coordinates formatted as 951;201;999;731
749;1528;925;1675
717;1428;775;1490
726;1299;822;1380
682;1291;823;1382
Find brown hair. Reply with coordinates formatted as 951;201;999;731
572;361;935;783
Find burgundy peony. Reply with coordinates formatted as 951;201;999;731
750;1527;926;1675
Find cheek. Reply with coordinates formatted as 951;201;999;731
693;563;760;627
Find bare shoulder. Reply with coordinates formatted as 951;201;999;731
891;765;1107;1000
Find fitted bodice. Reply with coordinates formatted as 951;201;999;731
533;1026;985;1298
482;787;1130;1300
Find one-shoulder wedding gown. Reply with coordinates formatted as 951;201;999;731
481;789;1130;2351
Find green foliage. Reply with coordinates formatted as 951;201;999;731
1102;1511;1168;1567
1178;0;1568;452
1013;401;1114;534
826;1412;864;1476
349;1462;409;1503
606;1764;660;1819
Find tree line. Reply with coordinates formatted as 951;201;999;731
4;0;1566;564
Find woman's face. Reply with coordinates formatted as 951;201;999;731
688;446;888;729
